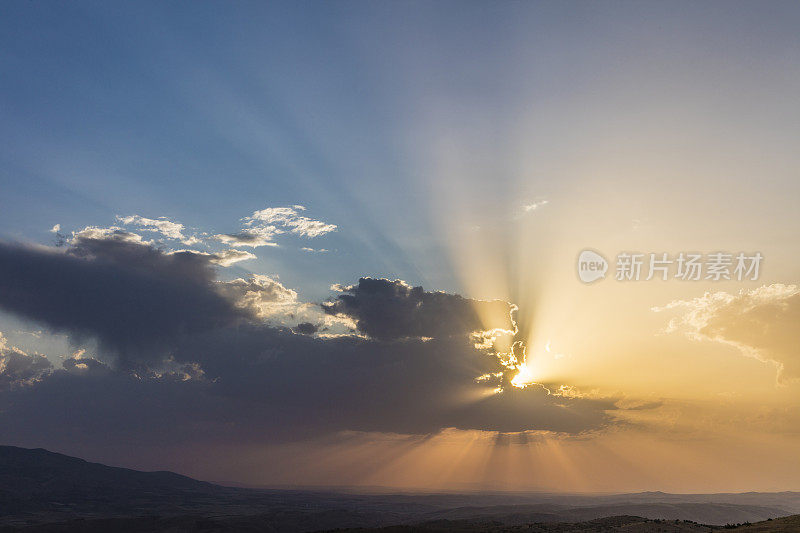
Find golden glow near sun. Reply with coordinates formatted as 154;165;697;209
510;361;537;388
510;339;557;388
471;305;568;392
470;301;548;390
470;301;545;391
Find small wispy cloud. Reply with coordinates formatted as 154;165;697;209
214;205;336;248
56;205;335;268
246;205;337;238
522;199;549;213
170;248;257;267
215;227;281;248
74;225;150;245
116;215;199;245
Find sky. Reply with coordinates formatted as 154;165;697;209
1;1;799;492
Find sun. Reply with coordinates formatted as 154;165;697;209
510;361;537;388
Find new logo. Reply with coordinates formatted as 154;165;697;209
577;250;608;283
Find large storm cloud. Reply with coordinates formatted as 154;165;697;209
0;236;248;367
0;236;619;451
323;277;515;340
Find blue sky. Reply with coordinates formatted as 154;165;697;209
4;0;799;302
2;1;439;297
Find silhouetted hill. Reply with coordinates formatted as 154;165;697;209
732;514;800;531
0;445;209;495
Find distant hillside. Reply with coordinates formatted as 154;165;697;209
419;502;789;527
0;445;796;532
0;445;231;526
0;445;210;496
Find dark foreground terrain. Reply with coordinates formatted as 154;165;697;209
326;515;800;532
4;514;800;532
1;446;798;532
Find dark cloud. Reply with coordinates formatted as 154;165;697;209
173;325;618;436
0;238;619;457
0;326;616;448
0;238;247;367
323;278;515;340
61;356;110;375
0;337;52;389
292;322;318;335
